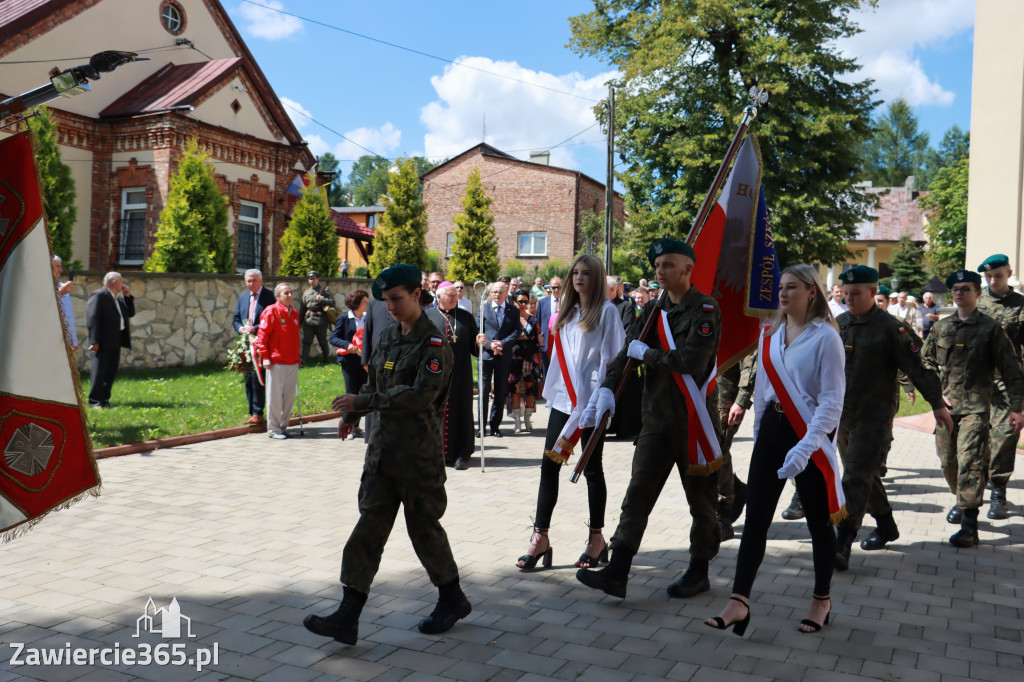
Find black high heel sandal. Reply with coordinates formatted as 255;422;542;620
799;594;831;633
705;596;751;637
575;528;608;568
516;527;552;570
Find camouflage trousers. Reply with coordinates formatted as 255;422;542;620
341;456;459;594
936;413;991;510
988;386;1020;486
301;322;330;364
610;429;721;561
836;415;894;536
716;375;739;505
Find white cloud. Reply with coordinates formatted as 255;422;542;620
236;0;303;40
333;122;402;160
421;56;617;169
838;0;974;107
280;97;311;128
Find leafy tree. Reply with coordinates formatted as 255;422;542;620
278;172;339;276
145;138;231;273
539;258;572;282
447;167;499;283
578;208;624;256
317;152;348;207
921;124;970;184
861;98;930;187
347;155;391;207
368;157;429;275
920;155;968;275
888;234;928;294
503;259;527;279
28;106;77;264
569;0;876;268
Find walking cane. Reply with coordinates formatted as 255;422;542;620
295;369;304;437
472;281;488;473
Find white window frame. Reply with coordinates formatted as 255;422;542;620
161;5;182;33
236;200;264;273
517;231;547;257
119;187;147;265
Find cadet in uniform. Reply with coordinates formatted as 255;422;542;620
576;238;723;599
922;269;1024;547
832;266;952;570
303;264;471;644
299;270;335;364
716;351;756;540
976;254;1024;519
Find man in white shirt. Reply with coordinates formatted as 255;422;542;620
827;283;846;318
888;291;920;333
453;281;473;313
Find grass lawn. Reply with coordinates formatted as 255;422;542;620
81;362;348;448
895;387;937;419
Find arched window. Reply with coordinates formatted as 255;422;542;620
160;1;186;35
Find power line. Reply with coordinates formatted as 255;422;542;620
238;0;600;103
281;101;388;160
0;44;189;65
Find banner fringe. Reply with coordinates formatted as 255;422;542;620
544;449;568;465
1;484;101;543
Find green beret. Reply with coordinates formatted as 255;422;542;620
838;265;878;285
876;284;891;296
945;270;982;289
648;238;696;267
372;263;421;301
649;283;661;290
977;254;1010;272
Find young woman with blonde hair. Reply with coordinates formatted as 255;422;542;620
517;254;626;570
706;263;846;636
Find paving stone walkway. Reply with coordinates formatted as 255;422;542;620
1;406;1022;681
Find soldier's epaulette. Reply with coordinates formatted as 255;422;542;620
429;337;443;347
702;303;714;312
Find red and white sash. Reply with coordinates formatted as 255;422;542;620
758;329;848;524
544;329;587;464
656;310;723;475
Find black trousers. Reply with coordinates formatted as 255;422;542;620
733;405;836;599
244;370;266;416
481;356;511;431
535;408;607;528
88;349;120;406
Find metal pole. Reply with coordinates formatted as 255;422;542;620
604;85;616;274
473;281;488;473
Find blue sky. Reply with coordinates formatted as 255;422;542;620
225;0;975;186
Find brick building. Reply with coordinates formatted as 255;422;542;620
421;144;625;272
0;0;315;272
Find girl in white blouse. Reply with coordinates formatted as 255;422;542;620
517;254;626;570
706;264;845;636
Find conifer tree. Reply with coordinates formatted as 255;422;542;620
448;168;499;283
145;138;231;273
920;155;969;275
278;173;339;276
28;106;77;263
889;235;928;294
368;158;428;275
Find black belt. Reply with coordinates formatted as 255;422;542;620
308;307;322;312
768;400;786;414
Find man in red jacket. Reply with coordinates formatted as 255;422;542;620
253;283;301;439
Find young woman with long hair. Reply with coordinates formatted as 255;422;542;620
706;263;846;636
516;254;626;570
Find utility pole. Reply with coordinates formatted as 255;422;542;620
603;85;615;274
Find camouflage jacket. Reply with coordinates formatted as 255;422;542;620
603;285;721;432
922;308;1024;416
300;285;334;327
978;287;1024;392
344;311;453;476
837;305;944;419
733;351;757;410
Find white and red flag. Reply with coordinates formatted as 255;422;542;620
0;132;100;540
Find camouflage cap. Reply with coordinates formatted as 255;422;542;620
977;254;1010;272
648;238;696;267
838;265;878;285
945;269;982;288
372;264;421;301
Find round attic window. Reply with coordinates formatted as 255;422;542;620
160;1;186;35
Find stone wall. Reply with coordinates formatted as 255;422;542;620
64;272;373;372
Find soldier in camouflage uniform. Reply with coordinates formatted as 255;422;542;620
299;271;334;364
303;264;471;645
716;351;756;539
832;266;952;570
976;254;1024;519
576;238;722;600
922;269;1024;548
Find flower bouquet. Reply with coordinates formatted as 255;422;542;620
227;320;255;374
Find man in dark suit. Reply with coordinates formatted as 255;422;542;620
86;271;135;408
473;280;522;437
233;268;276;424
536;276;563;375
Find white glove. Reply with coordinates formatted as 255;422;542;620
777;443;813;479
592;387;616;426
627;339;649;361
580;393;599;429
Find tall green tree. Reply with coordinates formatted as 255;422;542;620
920;124;970;184
569;0;876;268
448;168;499;283
278;172;339;276
347;155;392;206
28;106;77;263
920;155;968;275
317;151;349;207
888;235;928;294
145;138;231;273
368;157;429;275
861;98;930;187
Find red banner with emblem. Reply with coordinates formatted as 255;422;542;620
0;132;100;540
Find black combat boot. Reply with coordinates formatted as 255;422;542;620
834;526;856;572
302;586;367;645
945;503;963;524
717;501;735;541
860;513;900;551
949;508;979;547
418;579;472;634
781;490;804;520
576;548;633;598
730;476;748;523
667;558;711;598
988;485;1010;520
